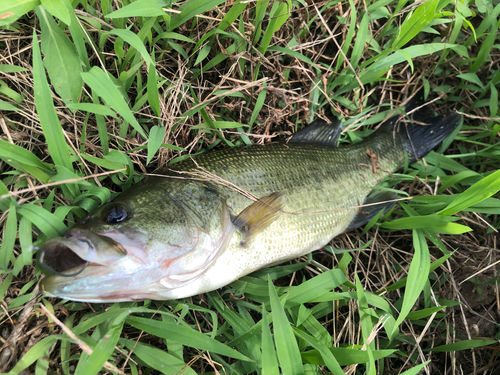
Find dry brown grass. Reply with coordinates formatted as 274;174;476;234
1;1;499;374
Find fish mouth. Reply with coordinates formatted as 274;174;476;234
39;229;130;274
40;227;127;273
39;236;95;277
39;228;149;301
39;234;103;300
40;228;135;274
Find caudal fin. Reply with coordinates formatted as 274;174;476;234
386;92;461;163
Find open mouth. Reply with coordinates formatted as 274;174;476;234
39;240;90;277
38;229;134;278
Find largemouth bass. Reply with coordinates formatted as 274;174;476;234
39;97;460;302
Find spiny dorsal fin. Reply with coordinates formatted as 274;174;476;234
346;190;397;232
232;191;287;246
289;117;342;148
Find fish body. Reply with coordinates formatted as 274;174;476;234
40;101;460;302
159;142;401;299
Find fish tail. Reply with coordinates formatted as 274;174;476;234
384;93;461;163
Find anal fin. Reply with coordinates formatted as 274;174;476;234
232;191;287;246
346;190;397;232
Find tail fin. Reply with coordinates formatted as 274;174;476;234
385;92;461;163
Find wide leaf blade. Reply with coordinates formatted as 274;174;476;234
81;67;146;138
126;315;251;361
36;6;83;104
32;29;74;171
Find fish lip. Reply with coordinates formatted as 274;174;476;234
39;261;108;301
39;259;123;301
39;258;146;302
39;273;112;302
39;273;165;303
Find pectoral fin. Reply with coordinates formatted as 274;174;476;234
232;191;287;246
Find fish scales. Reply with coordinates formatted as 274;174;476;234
156;135;405;298
38;102;461;302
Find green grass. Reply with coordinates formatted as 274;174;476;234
1;0;500;374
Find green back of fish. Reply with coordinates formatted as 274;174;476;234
161;131;405;260
176;132;403;209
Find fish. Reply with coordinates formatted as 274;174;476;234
39;94;461;302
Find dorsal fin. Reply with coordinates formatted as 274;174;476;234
289;117;343;148
232;191;287;247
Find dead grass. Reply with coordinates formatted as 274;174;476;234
0;0;499;374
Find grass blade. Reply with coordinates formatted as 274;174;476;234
302;347;397;366
268;46;321;73
120;338;197;375
105;0;165;18
0;0;40;26
170;0;226;30
284;269;347;307
0;139;52;174
60;313;76;375
381;215;460;230
32;29;74;171
390;229;430;338
350;13;369;69
261;304;279;375
126;315;252;361
426;339;497;352
62;0;90;69
359;43;455;84
107;29;154;66
0;64;29;73
249;82;267;127
469;22;498;73
66;103;117;117
36;6;83;104
439;169;500;216
13;216;33;276
218;1;247;31
8;336;60;374
292;328;344;375
18;203;67;238
392;0;438;49
147;125;166;164
74;323;123;375
147;52;160;117
0;203;17;270
81;67;146;138
40;0;71;25
0;100;19;111
191;121;249;129
334;0;356;72
406;306;446;320
258;1;290;55
398;361;430;375
268;276;304;375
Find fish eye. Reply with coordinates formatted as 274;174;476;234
104;205;129;224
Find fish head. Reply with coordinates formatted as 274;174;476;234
40;179;233;302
